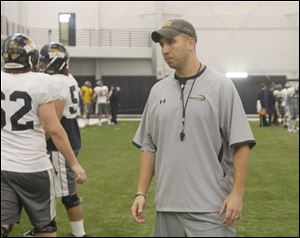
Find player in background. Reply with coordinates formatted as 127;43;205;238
282;83;291;129
273;83;285;125
93;80;111;126
286;85;299;133
80;81;93;127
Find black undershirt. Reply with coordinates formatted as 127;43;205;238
175;66;207;86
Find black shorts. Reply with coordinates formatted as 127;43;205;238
1;170;56;228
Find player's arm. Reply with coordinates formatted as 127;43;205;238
80;87;84;96
92;90;98;102
220;144;250;228
108;90;112;99
54;99;65;120
44;99;64;140
38;101;86;183
90;89;95;102
131;151;155;224
106;88;109;100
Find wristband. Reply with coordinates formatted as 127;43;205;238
135;192;146;200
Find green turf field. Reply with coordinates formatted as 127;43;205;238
9;121;299;237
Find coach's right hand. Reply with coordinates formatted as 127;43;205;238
131;195;147;224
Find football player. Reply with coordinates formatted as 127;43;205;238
286;85;299;133
40;42;86;237
1;34;86;237
80;81;93;127
24;42;87;237
93;80;111;126
273;83;285;124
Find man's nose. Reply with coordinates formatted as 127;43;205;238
162;45;170;55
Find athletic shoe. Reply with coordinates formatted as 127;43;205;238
23;229;34;237
72;233;87;237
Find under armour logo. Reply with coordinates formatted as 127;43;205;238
160;99;166;104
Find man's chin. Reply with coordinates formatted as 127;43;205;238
166;62;176;69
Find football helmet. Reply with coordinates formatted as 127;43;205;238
1;33;38;70
39;42;69;74
84;81;91;87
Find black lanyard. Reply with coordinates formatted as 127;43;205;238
179;64;202;141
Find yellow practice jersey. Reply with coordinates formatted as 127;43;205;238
81;86;93;104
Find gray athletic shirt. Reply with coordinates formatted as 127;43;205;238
133;67;255;213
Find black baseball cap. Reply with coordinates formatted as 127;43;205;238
151;19;197;43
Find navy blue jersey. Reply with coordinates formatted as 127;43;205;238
46;74;81;152
47;116;81;151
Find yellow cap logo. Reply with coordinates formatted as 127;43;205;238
163;20;173;27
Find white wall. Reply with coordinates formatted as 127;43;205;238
69;58;152;76
26;1;98;29
97;1;155;28
100;59;152;76
7;1;156;29
157;1;299;78
1;1;299;78
1;1;27;26
67;46;152;59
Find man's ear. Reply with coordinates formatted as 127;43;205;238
187;37;196;51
